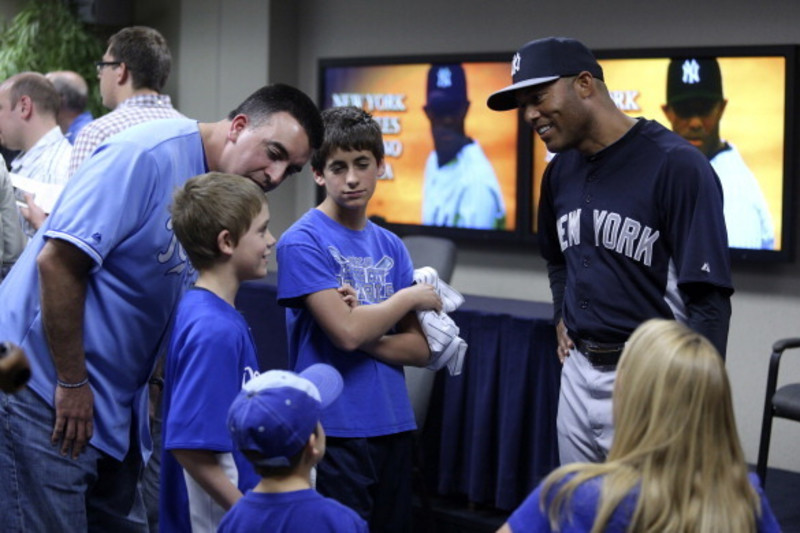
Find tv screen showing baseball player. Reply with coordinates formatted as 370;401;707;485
319;55;521;241
529;45;796;262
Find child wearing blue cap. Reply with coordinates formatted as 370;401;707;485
218;364;368;532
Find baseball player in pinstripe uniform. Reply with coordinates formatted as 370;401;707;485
488;37;733;464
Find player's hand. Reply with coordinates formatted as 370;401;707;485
52;383;94;459
20;193;47;231
556;319;574;364
404;283;442;313
337;284;359;308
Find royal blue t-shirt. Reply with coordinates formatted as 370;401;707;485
507;472;780;532
218;488;368;532
277;208;416;437
160;287;261;533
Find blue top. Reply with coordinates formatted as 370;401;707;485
218;488;368;532
276;208;416;437
507;472;780;532
538;119;732;343
160;288;262;533
0;118;206;460
65;110;94;144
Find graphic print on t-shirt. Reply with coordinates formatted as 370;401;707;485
328;246;395;304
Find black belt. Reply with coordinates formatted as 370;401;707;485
573;337;625;367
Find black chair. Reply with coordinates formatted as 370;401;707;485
402;235;457;286
756;337;800;486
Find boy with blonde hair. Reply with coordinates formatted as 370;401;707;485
160;172;275;532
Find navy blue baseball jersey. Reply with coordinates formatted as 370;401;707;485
538;119;732;344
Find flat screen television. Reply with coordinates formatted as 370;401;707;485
317;53;526;243
528;45;797;262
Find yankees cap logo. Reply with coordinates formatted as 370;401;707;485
681;59;701;85
511;52;521;76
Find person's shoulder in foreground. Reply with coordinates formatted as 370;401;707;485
219;364;368;532
501;471;780;533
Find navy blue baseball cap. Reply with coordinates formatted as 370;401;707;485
426;64;468;113
227;364;343;467
666;57;723;105
487;37;604;111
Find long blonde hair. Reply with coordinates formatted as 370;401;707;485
542;319;760;532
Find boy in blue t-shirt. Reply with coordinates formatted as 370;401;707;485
276;106;442;531
159;172;276;532
219;364;368;532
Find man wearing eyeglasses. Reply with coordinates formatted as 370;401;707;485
68;25;183;177
22;27;183;258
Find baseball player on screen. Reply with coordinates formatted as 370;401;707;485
662;57;775;250
421;64;506;230
488;37;733;464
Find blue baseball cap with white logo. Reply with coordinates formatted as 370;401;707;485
227;364;343;467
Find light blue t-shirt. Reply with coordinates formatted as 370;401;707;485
276;208;416;437
0;118;207;461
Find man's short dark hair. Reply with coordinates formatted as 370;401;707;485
6;72;60;118
107;26;172;92
311;106;384;173
228;84;324;150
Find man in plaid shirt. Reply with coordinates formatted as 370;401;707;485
68;26;183;177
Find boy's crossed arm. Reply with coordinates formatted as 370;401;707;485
305;283;441;366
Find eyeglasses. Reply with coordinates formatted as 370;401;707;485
95;61;122;73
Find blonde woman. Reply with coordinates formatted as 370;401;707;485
499;319;779;533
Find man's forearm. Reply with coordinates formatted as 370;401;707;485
684;283;732;360
37;240;92;381
546;261;567;323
